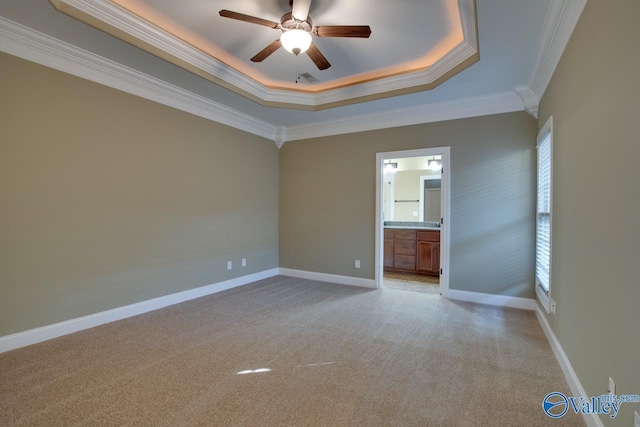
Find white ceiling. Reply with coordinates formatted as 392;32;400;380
46;0;480;109
0;0;583;140
134;0;460;83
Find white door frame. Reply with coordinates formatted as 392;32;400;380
384;173;396;221
375;147;451;297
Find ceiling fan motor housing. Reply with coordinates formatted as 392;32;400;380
280;12;313;33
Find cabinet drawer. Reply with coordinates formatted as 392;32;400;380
394;240;416;255
394;229;416;240
417;230;440;242
394;255;416;271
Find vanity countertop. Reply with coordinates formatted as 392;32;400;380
383;221;440;231
384;225;440;230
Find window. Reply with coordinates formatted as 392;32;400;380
536;117;553;312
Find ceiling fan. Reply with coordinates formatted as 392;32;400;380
219;0;372;70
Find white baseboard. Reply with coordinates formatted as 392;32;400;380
446;289;535;310
535;305;604;427
0;268;279;354
279;268;376;289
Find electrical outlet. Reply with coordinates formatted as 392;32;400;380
412;211;418;217
355;260;360;269
227;261;232;270
550;298;557;314
242;258;246;267
608;377;615;395
634;410;639;427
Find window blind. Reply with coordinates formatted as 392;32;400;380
536;131;552;293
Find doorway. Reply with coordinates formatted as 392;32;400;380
375;148;450;296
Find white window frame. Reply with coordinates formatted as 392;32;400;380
536;116;553;313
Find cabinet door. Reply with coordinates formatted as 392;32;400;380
384;240;394;268
417;241;439;274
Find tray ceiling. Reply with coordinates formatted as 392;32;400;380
49;0;479;110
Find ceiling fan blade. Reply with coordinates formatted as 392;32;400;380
315;25;372;38
291;0;312;22
306;43;331;70
251;39;282;62
219;10;279;29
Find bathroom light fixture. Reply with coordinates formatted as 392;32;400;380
281;29;312;55
428;158;442;171
384;161;398;174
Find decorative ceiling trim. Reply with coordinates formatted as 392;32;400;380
309;42;479;109
274;127;286;150
0;16;278;143
2;16;557;148
514;85;539;118
528;0;588;100
48;0;479;110
283;90;526;143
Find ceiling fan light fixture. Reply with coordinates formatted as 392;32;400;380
281;29;312;55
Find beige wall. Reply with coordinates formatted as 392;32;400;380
0;52;279;336
280;112;538;297
393;169;429;221
538;0;640;424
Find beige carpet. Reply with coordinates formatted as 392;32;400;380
383;273;441;294
0;276;584;426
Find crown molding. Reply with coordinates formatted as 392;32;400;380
49;0;479;110
312;41;478;107
274;127;287;149
49;0;275;102
311;0;479;107
0;1;588;146
284;90;526;143
0;16;537;148
514;85;539;118
0;16;278;144
528;0;588;100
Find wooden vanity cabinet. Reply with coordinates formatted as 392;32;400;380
392;230;416;271
383;229;394;268
384;229;440;276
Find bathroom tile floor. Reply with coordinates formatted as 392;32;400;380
383;272;440;294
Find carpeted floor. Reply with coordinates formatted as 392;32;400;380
0;276;584;426
383;272;441;294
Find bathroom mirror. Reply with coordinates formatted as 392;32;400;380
382;156;442;222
